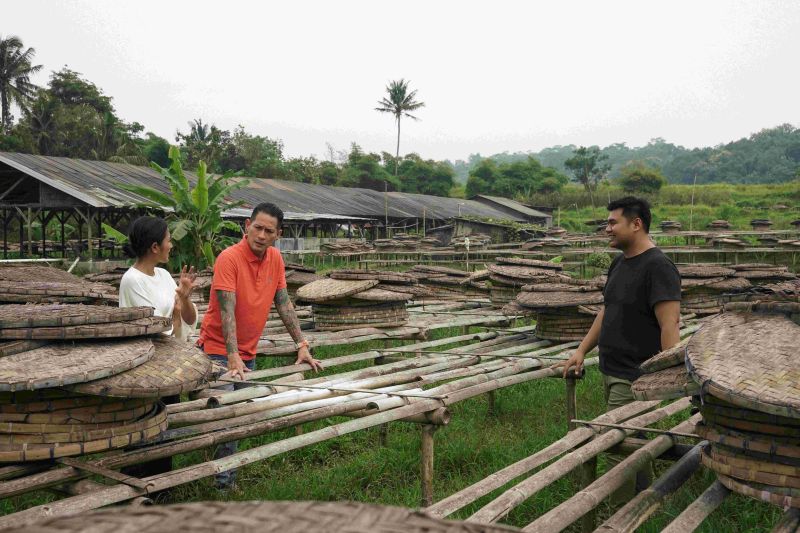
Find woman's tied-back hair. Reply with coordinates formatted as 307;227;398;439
124;216;169;258
607;196;652;233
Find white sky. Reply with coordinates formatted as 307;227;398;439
6;0;800;161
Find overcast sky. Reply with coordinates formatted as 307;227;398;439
7;0;800;161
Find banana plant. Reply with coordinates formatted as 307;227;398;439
121;146;250;269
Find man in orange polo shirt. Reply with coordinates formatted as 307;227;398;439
198;201;322;489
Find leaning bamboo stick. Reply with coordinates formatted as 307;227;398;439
660;480;730;533
521;414;702;533
595;441;707;532
468;398;692;524
425;400;660;518
571;420;700;439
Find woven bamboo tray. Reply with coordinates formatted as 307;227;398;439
0;398;152;424
0;316;171;340
71;336;212;398
711;444;800;476
351;288;413;302
0;339;154;392
517;290;604;309
686;311;800;419
296;279;379;303
520;283;600;293
693;397;800;429
487;264;560;281
0;304;152;329
717;473;800;508
0;265;84;283
732;263;786;271
0;339;49;357
702;449;800;490
329;270;416;284
0;281;114;298
631;365;700;401
696;421;800;461
640;338;690;374
701;410;800;438
0;294;96;304
1;500;522;533
681;277;726;288
313;305;408;321
0;403;167;463
286;271;323;285
678;265;736;278
704;277;751;291
496;257;563;270
410;265;468;276
734;270;797;280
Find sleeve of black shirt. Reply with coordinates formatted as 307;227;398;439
647;258;682;309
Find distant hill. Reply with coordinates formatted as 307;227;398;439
448;123;800;185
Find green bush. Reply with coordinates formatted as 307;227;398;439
586;252;613;270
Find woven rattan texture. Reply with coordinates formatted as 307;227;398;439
0;398;152;424
71;336;212;398
495;257;563;270
686;311;800;419
0;339;49;357
640;338;690;374
296;279;379;303
732;264;785;271
717;473;800;508
678;265;736;278
0;316;171;340
487;264;563;281
631;365;700;401
681;277;726;288
351;288;413;302
695;421;800;460
516;290;603;309
0;304;152;329
328;270;416;284
702;450;800;490
0;339;154;391
7;500;522;533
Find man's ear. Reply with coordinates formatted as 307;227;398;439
244;218;251;233
277;227;283;238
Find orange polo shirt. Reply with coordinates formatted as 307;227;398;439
198;238;286;361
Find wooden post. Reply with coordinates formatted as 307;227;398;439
421;423;438;507
487;390;496;416
565;375;577;432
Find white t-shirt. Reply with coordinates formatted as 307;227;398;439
118;266;197;342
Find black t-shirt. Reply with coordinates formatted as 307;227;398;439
599;247;681;381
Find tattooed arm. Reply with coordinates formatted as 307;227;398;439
274;288;323;372
218;289;248;380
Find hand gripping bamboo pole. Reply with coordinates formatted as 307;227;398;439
521;414;701;533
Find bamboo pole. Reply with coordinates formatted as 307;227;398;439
596;441;707;532
426;400;660;519
521;414;702;533
421;424;438;507
660;480;730;533
467;398;691;524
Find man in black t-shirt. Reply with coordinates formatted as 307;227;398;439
554;196;681;500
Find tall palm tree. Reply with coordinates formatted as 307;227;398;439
375;79;425;177
0;35;41;133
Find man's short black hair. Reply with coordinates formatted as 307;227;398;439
251;202;284;226
607;196;652;233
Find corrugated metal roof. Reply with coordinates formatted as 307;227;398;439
0;152;525;222
472;195;552;219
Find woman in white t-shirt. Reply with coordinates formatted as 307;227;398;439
119;216;197;340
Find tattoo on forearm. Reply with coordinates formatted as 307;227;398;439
274;288;303;342
217;290;238;355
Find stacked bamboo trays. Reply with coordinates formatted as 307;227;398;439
751;218;773;231
0;265;118;305
660;220;682;232
520;237;568;251
731;263;798;285
707;220;732;230
0;303;212;462
1;500;522;533
504;278;604;342
297;271;416;331
632;337;699;401
679;264;750;316
284;262;323;300
685;301;800;508
485;258;567;307
406;265;487;301
83;267;213;302
319;241;373;254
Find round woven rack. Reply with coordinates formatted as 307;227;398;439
516;290;604;309
0;402;167;463
639;337;690;374
487;264;563;281
0;265;84;283
0;315;171;340
286;271;324;285
377;283;433;298
631;365;700;401
2;500;522;533
0;397;152;424
313;304;409;332
328;270;416;285
692;396;800;429
732;263;785;271
710;444;800;476
702;449;800;491
734;270;797;280
70;336;212;398
0;338;154;392
696;421;800;461
0;339;49;357
410;265;468;276
496;257;564;270
678;265;736;278
681;276;726;289
0;280;115;298
520;283;600;293
0;304;152;329
686;310;800;419
296;278;379;304
701;409;800;438
717;473;800;508
535;311;595;342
